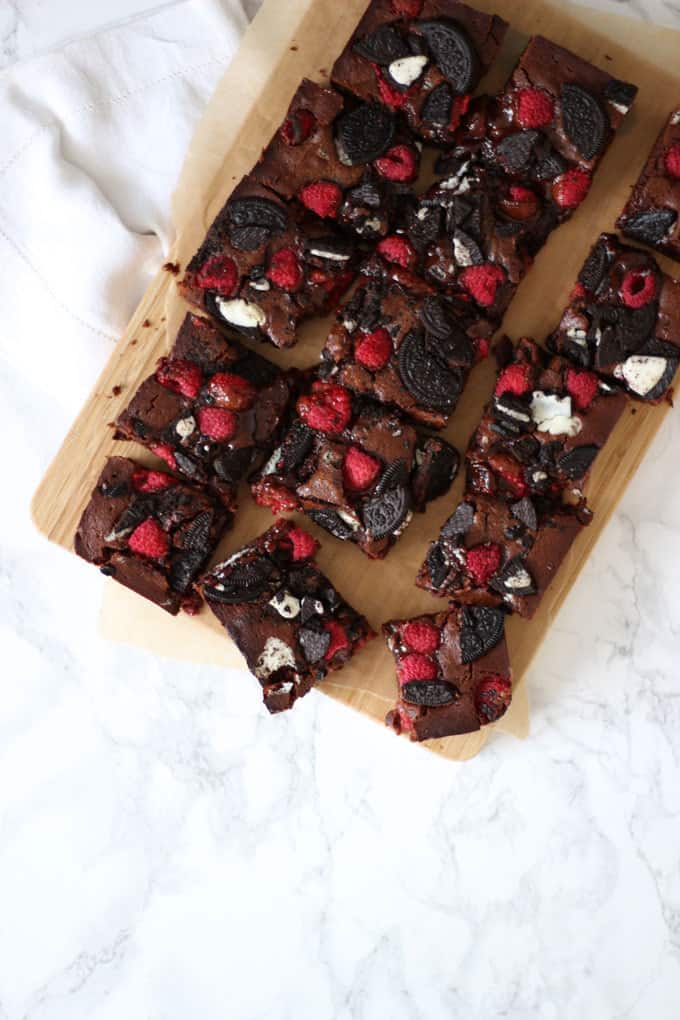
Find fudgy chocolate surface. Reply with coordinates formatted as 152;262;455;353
617;108;680;263
75;457;231;615
115;314;295;505
198;519;373;713
548;233;680;402
331;0;508;145
383;603;511;741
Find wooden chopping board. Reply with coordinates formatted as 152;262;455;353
31;0;680;760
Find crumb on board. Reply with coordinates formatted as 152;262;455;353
631;407;637;415
111;385;123;397
142;318;151;328
163;261;180;275
130;338;138;346
319;68;327;75
290;44;298;51
604;54;612;61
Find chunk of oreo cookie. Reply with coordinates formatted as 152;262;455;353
336;103;395;166
299;625;331;663
422;82;453;126
204;557;275;603
620;208;678;246
353;25;409;65
401;679;457;707
362;485;410;539
557;445;599;480
459;606;505;664
496;131;539;173
398;329;462;410
416;19;478;94
307;509;355;541
426;542;450;588
440;500;474;539
226;196;287;251
560;84;607;160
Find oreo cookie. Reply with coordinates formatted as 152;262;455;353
204;557;275;603
459;606;505;664
226;196;287;252
401;679;457;707
362;485;410;539
353;25;408;65
416;19;478;94
560;84;607;160
398;329;462;410
620;208;677;246
336;102;395;166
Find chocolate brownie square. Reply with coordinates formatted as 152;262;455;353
115;314;295;506
75;456;231;615
319;275;492;429
548;233;680;402
250;377;459;559
383;603;511;741
617;107;680;263
416;493;584;618
198;519;374;713
331;0;508;145
179;175;357;347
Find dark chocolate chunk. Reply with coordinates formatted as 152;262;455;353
459;605;505;664
496;130;539;173
422;82;453;126
336;102;395;166
416;19;478;93
204;558;275;603
362;485;410;539
299;626;331;663
620;208;678;246
561;84;607;160
353;25;409;65
398;329;461;410
401;679;457;707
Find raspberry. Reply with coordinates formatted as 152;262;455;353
373;65;409;109
465;543;502;586
460;264;505;307
570;282;587;300
151;443;176;470
449;94;471;132
566;368;599;410
475;336;491;361
128;517;168;559
197;406;238;441
402;620;440;654
509;185;536;203
516;88;554;128
493;459;527;498
552;169;591;209
207;372;256;411
287;526;319;561
494;362;532;397
376;235;415;268
374;144;418;183
354;327;392;371
398;653;438;684
664;142;680;179
475;675;512;724
390;0;424;14
280;109;316;145
299;181;342;218
620;268;657;309
156;358;202;399
297;381;352;434
324;620;350;660
343;446;381;492
196;254;238;296
395;704;415;733
131;468;174;493
252;483;298;514
267;247;303;290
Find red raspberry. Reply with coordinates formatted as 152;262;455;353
299;181;342;218
509;185;536;203
475;675;512;724
494;362;532;397
465;543;502;586
390;0;424;14
664;142;680;179
374;144;418;183
516;88;554;128
287;525;319;561
324;620;350;660
156;358;202;399
571;282;587;300
376;235;415;268
267;247;303;290
552;169;591;209
196;254;238;296
354;327;392;371
151;443;176;470
620;268;657;309
207;372;256;411
493;460;527;498
566;368;599;410
128;517;168;559
373;65;408;109
402;620;440;654
280;109;316;146
197;406;238;441
342;446;381;492
449;94;471;132
252;483;298;514
395;704;415;733
131;468;174;493
475;336;491;361
297;382;352;434
398;653;438;684
460;264;505;307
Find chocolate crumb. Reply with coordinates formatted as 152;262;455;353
163;261;180;275
290;44;298;51
142;318;151;328
112;385;122;397
130;338;138;346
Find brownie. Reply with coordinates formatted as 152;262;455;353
115;314;295;506
198;519;374;713
617;108;680;262
416;493;584;618
331;0;508;145
251;78;420;239
179;174;357;347
466;337;628;503
75;457;231;615
319;275;492;428
250;377;459;558
383;603;511;741
548;233;680;402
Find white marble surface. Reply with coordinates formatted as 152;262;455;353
2;1;680;1018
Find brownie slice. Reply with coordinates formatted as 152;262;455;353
179;175;357;348
466;337;628;503
250;377;459;559
331;0;508;145
548;233;680;402
115;314;295;506
416;493;584;618
617;108;680;263
319;275;492;429
251;78;420;240
75;457;231;615
198;519;374;713
383;604;512;741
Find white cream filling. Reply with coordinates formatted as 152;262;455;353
387;54;428;87
530;391;582;437
614;356;668;396
215;297;266;329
